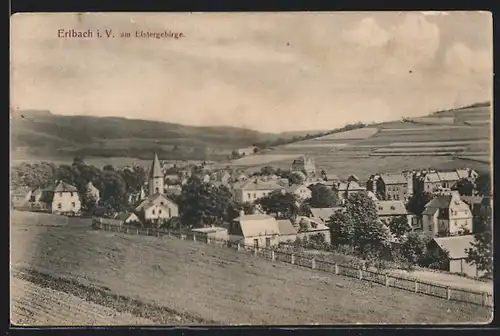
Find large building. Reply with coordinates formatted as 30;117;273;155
125;154;179;225
366;173;411;202
292;155;316;176
422;191;473;237
232;178;284;203
26;181;81;215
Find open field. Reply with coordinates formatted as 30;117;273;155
241;105;491;180
11;211;492;324
225;154;300;167
311;127;379;140
11;276;155;326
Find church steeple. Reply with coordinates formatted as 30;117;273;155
149;153;164;196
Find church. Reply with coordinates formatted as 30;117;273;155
124;153;179;225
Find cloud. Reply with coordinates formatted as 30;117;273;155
444;42;492;77
341;18;390;47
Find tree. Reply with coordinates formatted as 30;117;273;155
256;190;300;220
475;173;491;196
387;216;411;239
308;184;338;208
227;201;256;220
230;150;241;160
452;178;474;196
298;218;310;233
419;245;450;270
260;166;275;176
328;192;390;257
178;176;232;227
466;205;493;276
406;191;434;216
289;172;305;185
399;232;428;266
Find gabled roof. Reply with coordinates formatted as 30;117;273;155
337;181;365;191
234;178;284;191
376;201;408;216
437;171;460;182
236;215;280;238
380;173;407;185
135;193;177;211
432;235;475;259
424;173;441;183
285;184;309;193
54;181;78;193
276;219;298;236
423;192;470;215
456;169;471;179
149;153;163;179
310;207;342;221
325;174;340;181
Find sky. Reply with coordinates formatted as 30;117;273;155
10;12;492;133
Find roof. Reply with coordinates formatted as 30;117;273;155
54;181;78;193
276;219;298;236
310;207;341;221
380;173;407;185
135;193;177;211
191;227;227;233
234;178;284;191
432;235;475;259
149;153;163;179
337;181;365;191
456;169;471;179
292;155;313;164
376;201;408;216
237;216;280;238
325;174;340;181
424;173;441;183
422;192;470;215
437;171;460;182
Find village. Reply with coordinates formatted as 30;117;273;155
13;152;492;280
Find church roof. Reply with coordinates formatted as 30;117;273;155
149;153;163;179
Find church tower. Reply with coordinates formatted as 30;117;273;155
149;153;164;196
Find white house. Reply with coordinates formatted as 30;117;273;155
86;181;100;204
27;181;81;215
233;178;284;203
285;184;312;201
228;214;281;249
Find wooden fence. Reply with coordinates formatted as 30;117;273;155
91;220;494;308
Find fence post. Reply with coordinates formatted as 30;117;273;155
125;227;128;234
254;247;258;256
237;243;241;251
482;292;488;306
414;281;419;293
146;228;149;236
311;258;316;269
136;228;139;235
334;263;339;275
291;254;295;265
385;274;389;286
168;231;171;238
271;250;275;261
206;236;210;244
358;269;363;280
446;287;451;300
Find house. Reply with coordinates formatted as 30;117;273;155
128;187;146;205
437;171;461;189
426;235;486;278
276;219;298;243
228;213;281;248
322;173;340;184
11;187;32;208
375;200;411;228
124;154;179;225
85;181;100;204
416;172;443;194
292;155;316;176
164;174;180;185
285;184;312;201
233;178;284;203
456;168;479;181
346;174;359;183
422;191;473;237
336;181;366;203
304;176;326;187
367;173;410;201
27;181;82;215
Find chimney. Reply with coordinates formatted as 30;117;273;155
239;210;245;217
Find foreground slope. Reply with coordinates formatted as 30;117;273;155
11;211;492;325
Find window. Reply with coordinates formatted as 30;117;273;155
71;202;75;208
152;209;155;215
159;209;162;214
253;239;259;249
57;203;62;209
70;192;74;197
265;237;271;247
155;187;159;193
378;206;383;210
160;201;164;205
30;195;35;202
247;193;251;199
59;192;63;197
253;193;257;199
169;208;171;217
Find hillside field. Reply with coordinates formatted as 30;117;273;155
234;105;491;180
10;211;492;325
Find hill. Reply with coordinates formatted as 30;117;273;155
226;102;492;180
10;110;279;161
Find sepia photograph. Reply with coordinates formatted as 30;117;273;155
10;11;493;325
